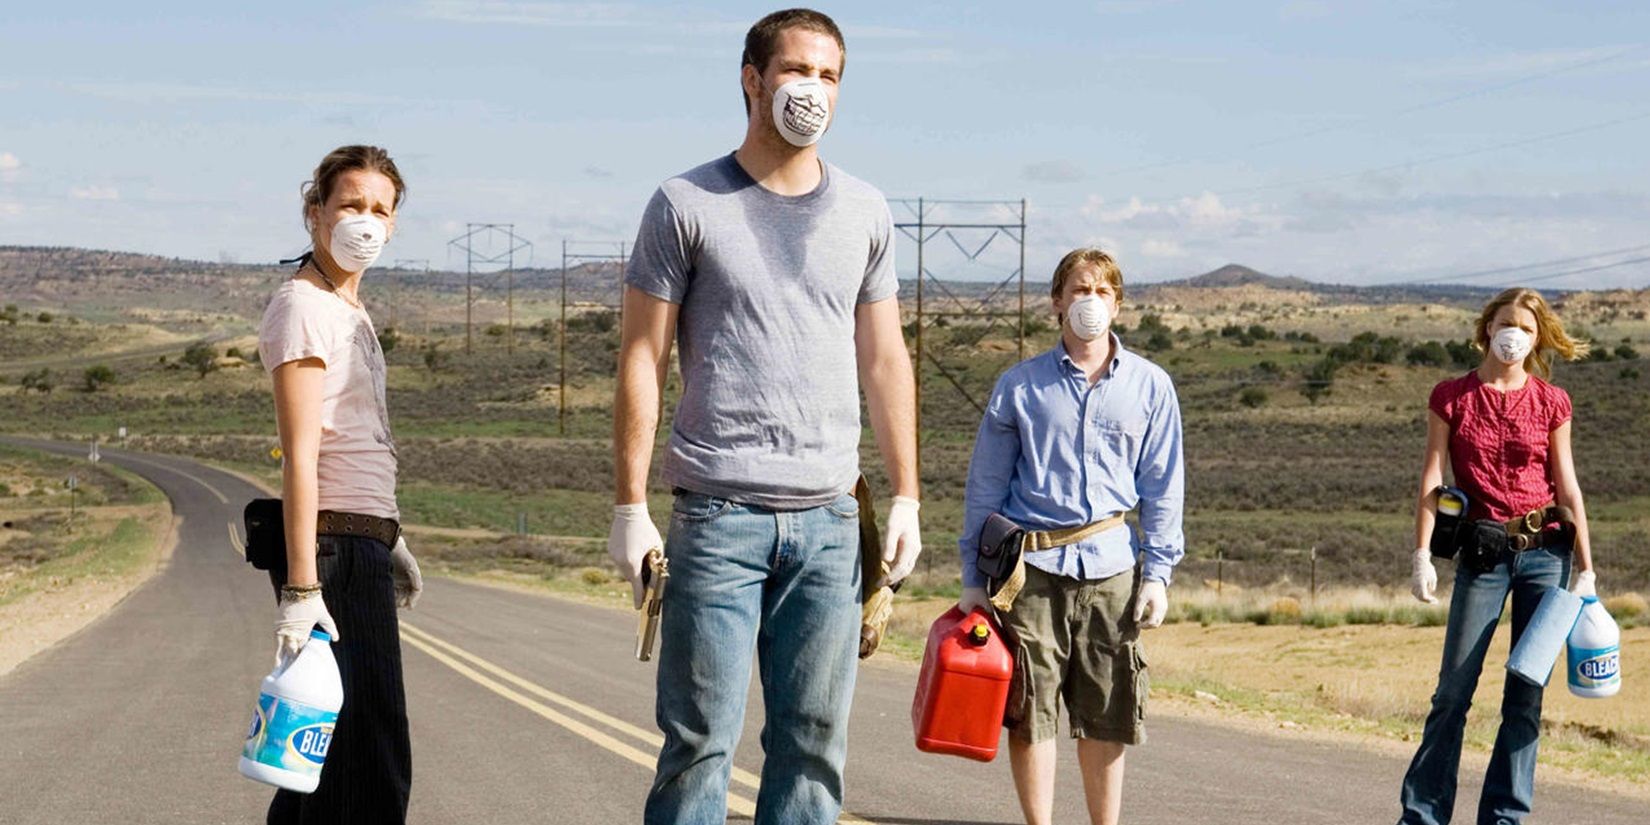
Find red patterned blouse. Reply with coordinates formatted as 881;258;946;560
1428;371;1573;523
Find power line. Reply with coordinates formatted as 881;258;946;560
1384;243;1650;286
1517;254;1650;285
1213;109;1650;198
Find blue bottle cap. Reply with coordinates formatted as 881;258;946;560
309;629;333;642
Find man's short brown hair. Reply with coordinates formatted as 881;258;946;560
741;8;846;114
1051;247;1125;304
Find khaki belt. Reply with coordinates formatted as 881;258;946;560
989;513;1128;613
316;509;401;547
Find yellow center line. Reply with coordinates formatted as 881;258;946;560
118;453;230;504
227;521;245;555
400;621;874;824
397;629;767;817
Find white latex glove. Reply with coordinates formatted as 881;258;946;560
608;503;662;608
883;496;922;585
1411;547;1439;604
1571;569;1597;598
275;590;339;664
1133;579;1168;629
390;536;423;609
958;586;992;617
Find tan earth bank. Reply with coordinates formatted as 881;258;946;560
0;503;176;677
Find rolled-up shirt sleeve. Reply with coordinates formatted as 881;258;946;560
958;376;1020;589
1135;380;1185;584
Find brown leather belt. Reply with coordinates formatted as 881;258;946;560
1503;503;1575;552
316;509;401;547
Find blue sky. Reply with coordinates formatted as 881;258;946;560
2;1;1647;287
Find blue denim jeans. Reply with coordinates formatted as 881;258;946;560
643;490;863;825
1398;545;1571;825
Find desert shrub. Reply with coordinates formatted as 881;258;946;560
1263;596;1302;625
1614;343;1638;361
1137;313;1170;335
181;342;217;377
377;326;399;354
36;311;53;324
20;368;54;394
82;364;116;392
579;567;612;586
1406;341;1448;367
1604;592;1647;621
1238;387;1268;408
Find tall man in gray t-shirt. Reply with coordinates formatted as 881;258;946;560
608;9;920;825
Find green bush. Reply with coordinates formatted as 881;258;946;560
1239;387;1268;408
82;364;116;392
181;342;217;378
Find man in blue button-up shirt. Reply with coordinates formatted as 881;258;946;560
957;248;1184;825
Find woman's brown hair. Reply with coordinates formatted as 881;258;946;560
301;145;406;231
1473;287;1589;378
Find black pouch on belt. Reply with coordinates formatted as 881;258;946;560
242;498;286;571
976;513;1025;585
1461;519;1507;574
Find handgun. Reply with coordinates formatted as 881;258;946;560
636;548;668;662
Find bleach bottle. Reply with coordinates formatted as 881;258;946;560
239;629;344;792
1567;597;1621;699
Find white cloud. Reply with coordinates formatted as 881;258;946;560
0;152;19;172
1094;0;1180;13
1140;238;1186;258
417;1;645;27
0;201;22;217
70;185;120;201
62;81;441;108
1023;160;1085;184
1082;191;1278;234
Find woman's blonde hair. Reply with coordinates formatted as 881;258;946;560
1473;287;1588;378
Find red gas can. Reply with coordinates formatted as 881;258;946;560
912;606;1014;762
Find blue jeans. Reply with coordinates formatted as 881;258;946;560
644;490;863;825
1398;545;1570;825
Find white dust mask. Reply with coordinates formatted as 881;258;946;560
329;214;388;273
1067;295;1112;342
771;78;831;147
1490;327;1534;365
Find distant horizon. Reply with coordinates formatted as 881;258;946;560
5;242;1627;293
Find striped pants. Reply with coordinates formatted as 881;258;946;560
267;534;412;825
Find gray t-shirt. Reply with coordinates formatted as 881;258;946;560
626;153;898;509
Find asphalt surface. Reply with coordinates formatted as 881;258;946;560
0;437;1642;824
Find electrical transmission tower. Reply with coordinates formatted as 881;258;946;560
891;197;1027;474
558;239;628;436
446;224;533;354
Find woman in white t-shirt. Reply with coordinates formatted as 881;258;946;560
256;145;422;824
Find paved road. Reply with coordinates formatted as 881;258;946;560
0;437;1641;824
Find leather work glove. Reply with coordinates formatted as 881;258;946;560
275;590;340;665
958;586;992;618
609;503;663;608
1134;579;1168;629
390;536;423;609
883;496;922;585
1411;547;1439;604
1571;569;1597;598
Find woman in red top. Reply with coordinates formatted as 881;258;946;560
1398;287;1594;825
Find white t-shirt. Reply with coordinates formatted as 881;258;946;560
257;278;399;520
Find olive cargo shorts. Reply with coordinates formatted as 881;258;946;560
998;565;1148;745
